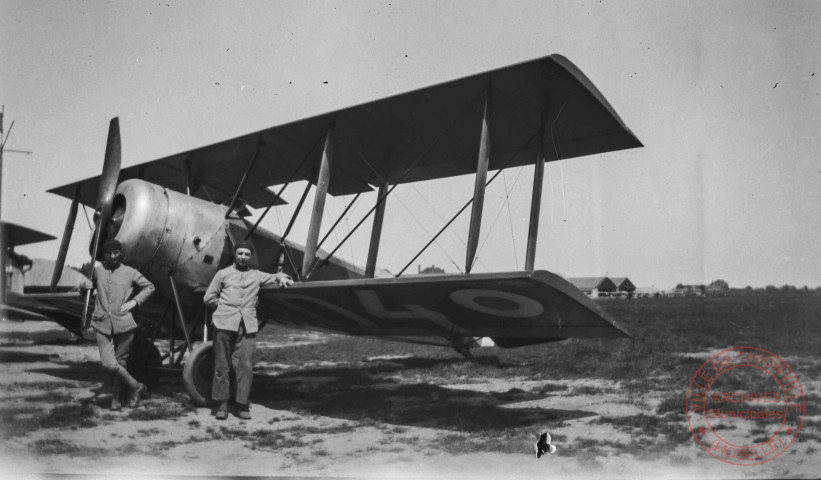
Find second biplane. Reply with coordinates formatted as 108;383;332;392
14;54;642;405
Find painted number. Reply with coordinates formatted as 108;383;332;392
449;289;543;318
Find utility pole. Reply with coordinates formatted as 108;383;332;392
0;105;33;305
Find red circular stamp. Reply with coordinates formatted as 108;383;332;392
686;346;805;465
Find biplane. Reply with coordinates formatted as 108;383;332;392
4;54;641;405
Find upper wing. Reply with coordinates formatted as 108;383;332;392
49;54;641;208
258;270;630;345
1;221;57;248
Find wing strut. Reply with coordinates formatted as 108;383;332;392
245;130;326;240
302;128;333;278
366;171;390;277
185;157;194;196
224;138;262;219
316;178;371;250
277;181;312;277
465;86;492;273
307;88;489;278
525;120;547;270
50;185;80;290
396;133;535;277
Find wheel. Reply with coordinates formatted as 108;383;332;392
183;341;214;406
127;337;163;390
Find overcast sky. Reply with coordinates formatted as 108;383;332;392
1;0;819;289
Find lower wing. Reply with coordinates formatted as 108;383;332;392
2;291;90;336
258;270;630;348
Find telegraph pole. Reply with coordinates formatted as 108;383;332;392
0;105;33;305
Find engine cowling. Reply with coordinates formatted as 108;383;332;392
110;179;229;306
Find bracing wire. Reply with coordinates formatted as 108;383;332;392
273;202;284;236
79;203;93;232
408;185;489;272
473;166;525;270
550;104;567;221
307;88;489;278
393;191;464;274
396;132;537;277
502;169;520;270
246;130;327;239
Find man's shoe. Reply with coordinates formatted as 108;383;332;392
215;402;229;420
110;395;122;411
235;404;251;420
126;383;147;408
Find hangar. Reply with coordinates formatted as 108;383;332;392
610;277;636;294
567;277;618;298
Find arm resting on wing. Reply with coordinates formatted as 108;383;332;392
258;271;293;288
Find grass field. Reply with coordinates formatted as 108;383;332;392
252;292;820;464
1;292;818;476
257;292;821;382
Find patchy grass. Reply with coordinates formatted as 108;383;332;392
281;423;359;437
0;328;78;344
656;395;687;417
29;438;80;455
38;404;99;430
796;420;821;443
1;403;99;438
28;438;107;457
125;401;195;421
259;294;821;384
204;425;311;451
568;385;613;396
562;436;625;457
428;429;541;455
0;405;42;416
594;414;687;440
3;381;82;392
802;394;821;416
20;391;75;404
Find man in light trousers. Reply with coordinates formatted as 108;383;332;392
81;239;155;410
203;240;292;420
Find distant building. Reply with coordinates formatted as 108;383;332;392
610;277;636;294
20;258;88;293
567;277;618;298
634;287;663;298
418;264;445;275
674;284;706;297
707;279;729;292
3;221;57;295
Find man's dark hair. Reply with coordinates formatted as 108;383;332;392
102;239;123;253
233;240;254;253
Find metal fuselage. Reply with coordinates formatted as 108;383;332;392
108;179;364;315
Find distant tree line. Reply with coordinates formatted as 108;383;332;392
674;279;820;296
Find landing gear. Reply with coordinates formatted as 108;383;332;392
182;341;214;406
452;336;482;362
455;346;476;362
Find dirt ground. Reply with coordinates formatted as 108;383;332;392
1;319;817;479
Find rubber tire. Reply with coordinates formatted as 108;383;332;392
183;341;214;406
127;337;163;390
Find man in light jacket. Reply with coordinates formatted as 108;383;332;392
81;239;155;410
203;240;293;420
